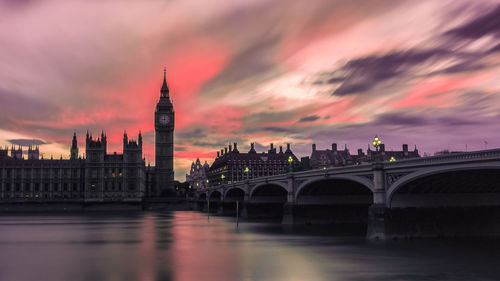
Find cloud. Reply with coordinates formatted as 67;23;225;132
8;139;47;146
298;115;320;122
3;0;500;180
328;48;453;96
445;4;500;39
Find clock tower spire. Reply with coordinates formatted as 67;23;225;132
154;67;175;196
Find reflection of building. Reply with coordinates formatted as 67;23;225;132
0;131;145;201
207;143;299;186
308;143;420;170
186;158;209;189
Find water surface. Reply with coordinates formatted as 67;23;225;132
0;211;499;281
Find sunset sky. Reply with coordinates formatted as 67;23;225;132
1;0;500;180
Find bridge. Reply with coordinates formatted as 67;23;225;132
194;149;500;239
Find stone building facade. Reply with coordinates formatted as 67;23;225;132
207;143;300;186
0;70;174;202
0;131;145;202
308;143;420;170
186;158;210;190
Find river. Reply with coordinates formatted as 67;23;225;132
0;211;499;281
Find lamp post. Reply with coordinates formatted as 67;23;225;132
288;156;293;173
221;174;225;184
372;135;382;151
244;167;249;180
372;135;383;162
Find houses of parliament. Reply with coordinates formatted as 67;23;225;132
0;70;175;202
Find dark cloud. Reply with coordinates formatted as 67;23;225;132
176;127;207;140
375;113;429;127
330;48;451;96
298;115;320;123
445;5;500;39
8;139;46;146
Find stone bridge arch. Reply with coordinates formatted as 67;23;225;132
208;190;222;201
223;186;247;201
295;175;374;202
386;164;500;208
249;181;289;200
198;193;207;200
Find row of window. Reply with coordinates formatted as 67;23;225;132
0;168;80;178
1;182;81;192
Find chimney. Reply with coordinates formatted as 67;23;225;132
287;143;290;151
332;143;337;151
221;149;224;156
217;151;220;157
234;142;237;151
229;144;232;152
312;143;316;152
403;144;408;155
380;143;385;152
279;146;283;153
225;147;228;154
358;148;363;156
270;143;274;150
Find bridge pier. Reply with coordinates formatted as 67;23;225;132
240;202;249;219
216;203;224;215
366;161;389;240
282;203;295;224
367;204;388;240
282;188;295;224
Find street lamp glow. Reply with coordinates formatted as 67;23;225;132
288;156;293;164
221;174;225;180
244;167;249;173
389;156;396;162
373;135;382;150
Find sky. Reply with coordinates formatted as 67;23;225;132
1;0;500;180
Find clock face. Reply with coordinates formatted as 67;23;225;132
159;114;170;125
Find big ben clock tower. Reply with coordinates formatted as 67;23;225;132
155;68;175;196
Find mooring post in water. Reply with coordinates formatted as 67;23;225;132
207;198;210;221
236;200;239;228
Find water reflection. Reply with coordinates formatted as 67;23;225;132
0;211;499;281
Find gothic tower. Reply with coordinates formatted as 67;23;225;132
154;68;175;195
70;131;78;159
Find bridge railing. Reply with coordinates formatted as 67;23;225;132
383;149;500;167
201;149;500;192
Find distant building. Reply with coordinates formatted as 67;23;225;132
207;143;300;186
84;131;145;201
309;143;359;169
186;158;210;189
0;70;176;202
0;131;145;201
365;144;420;162
308;143;420;170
